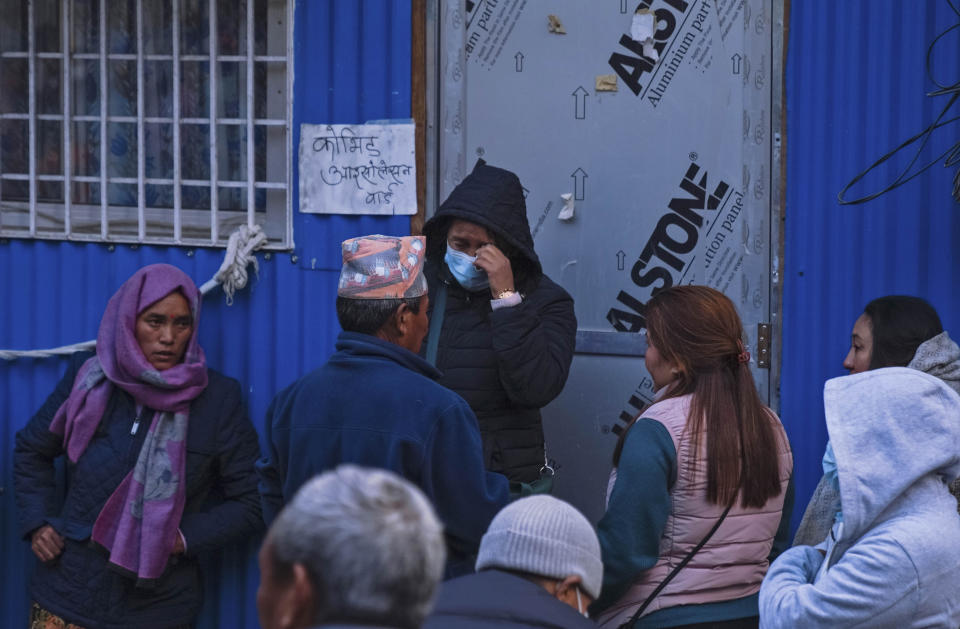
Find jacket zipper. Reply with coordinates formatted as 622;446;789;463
130;408;144;435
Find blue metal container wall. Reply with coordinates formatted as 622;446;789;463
0;1;412;626
782;0;960;533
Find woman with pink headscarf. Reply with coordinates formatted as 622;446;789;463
14;263;262;629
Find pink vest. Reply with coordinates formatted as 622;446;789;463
598;394;793;628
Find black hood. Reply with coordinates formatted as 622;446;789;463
424;159;541;278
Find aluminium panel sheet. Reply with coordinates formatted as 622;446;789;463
440;0;779;521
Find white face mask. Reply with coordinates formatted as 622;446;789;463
575;586;588;618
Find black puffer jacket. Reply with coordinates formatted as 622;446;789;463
423;160;577;483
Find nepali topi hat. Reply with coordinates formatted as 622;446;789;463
337;234;427;299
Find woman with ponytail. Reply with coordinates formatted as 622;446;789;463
591;286;793;629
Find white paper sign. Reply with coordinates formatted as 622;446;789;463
298;122;416;215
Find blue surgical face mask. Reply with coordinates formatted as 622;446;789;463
444;244;489;292
822;440;844;522
822;441;838;489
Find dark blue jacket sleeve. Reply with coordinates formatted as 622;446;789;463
489;282;577;408
593;418;677;613
179;379;263;555
13;355;85;539
420;399;511;550
255;394;286;527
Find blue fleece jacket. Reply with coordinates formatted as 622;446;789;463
257;332;511;569
760;368;960;628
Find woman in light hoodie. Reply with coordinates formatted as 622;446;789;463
793;295;960;547
759;367;960;628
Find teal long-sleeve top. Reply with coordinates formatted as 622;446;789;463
591;419;794;628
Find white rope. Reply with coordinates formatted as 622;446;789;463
0;340;98;361
201;224;268;305
0;224;268;361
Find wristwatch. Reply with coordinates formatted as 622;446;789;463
495;288;517;300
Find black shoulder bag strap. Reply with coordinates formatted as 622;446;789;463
424;282;448;367
618;498;735;629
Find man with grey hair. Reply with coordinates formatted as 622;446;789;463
424;495;600;628
257;465;446;629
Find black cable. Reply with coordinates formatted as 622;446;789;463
838;2;960;205
926;22;960;91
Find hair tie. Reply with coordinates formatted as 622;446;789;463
737;339;751;364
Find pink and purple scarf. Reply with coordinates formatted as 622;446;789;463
48;263;208;585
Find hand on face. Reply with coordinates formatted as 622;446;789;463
474;243;514;296
446;219;515;296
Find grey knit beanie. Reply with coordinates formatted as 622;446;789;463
475;495;603;599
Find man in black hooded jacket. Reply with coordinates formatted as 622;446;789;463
422;159;577;484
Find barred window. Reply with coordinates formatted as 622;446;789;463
0;0;292;248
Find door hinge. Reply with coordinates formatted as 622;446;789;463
757;322;771;369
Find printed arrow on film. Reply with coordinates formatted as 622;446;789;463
571;167;588;200
732;53;742;74
621;0;628;13
616;250;626;271
572;86;588;120
515;52;524;72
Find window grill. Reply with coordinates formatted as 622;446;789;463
0;0;293;249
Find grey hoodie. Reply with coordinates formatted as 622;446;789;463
793;331;960;546
909;331;960;395
760;368;960;628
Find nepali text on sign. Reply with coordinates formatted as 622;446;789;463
299;122;416;215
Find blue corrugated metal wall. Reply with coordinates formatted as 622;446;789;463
781;0;960;533
0;1;411;626
4;0;958;623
